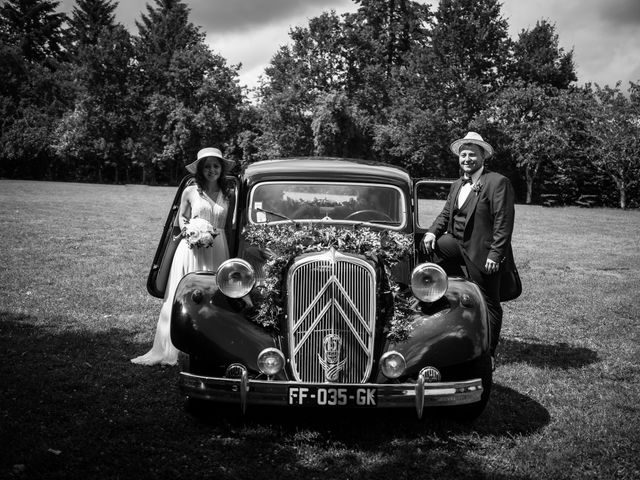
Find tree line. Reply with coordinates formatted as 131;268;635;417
1;0;639;207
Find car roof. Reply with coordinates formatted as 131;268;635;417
243;157;412;187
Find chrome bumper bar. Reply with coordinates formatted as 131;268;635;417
179;372;483;419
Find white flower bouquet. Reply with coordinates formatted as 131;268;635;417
183;217;218;249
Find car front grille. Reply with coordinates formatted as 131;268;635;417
287;249;376;383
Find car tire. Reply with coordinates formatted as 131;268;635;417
444;353;493;421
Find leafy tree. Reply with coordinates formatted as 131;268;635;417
511;20;576;89
474;83;577;204
133;0;243;183
0;40;25;118
134;0;201;96
66;0;117;53
52;0;137;182
289;10;349;93
342;0;431;111
363;3;455;177
538;86;596;204
431;0;511;123
0;0;71;179
0;0;66;62
255;11;347;159
584;82;640;209
229;103;264;168
373;100;456;177
256;1;432;162
54;15;136;182
311;92;368;157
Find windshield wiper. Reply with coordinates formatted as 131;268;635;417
351;219;400;228
256;207;297;225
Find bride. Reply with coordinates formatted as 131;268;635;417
131;147;234;366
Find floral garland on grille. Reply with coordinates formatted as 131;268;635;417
243;224;415;340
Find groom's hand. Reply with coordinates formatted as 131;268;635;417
485;258;499;274
422;232;436;254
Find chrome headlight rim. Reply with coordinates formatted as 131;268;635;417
410;262;448;303
257;347;286;377
216;258;256;298
380;350;406;379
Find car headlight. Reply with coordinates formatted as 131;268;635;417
410;263;448;302
380;351;406;379
257;348;286;377
217;259;256;298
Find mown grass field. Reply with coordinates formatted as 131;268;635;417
1;179;639;480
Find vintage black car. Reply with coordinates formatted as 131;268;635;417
147;158;492;420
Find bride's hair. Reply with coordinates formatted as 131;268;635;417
194;157;231;197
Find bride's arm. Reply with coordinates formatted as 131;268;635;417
178;187;193;230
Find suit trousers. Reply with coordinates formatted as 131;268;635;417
435;233;503;356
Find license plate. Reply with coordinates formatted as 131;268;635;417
287;386;377;407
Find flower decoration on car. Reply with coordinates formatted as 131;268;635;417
243;224;414;339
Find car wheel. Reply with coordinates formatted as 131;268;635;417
445;353;492;421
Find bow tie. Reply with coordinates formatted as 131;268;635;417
461;176;473;185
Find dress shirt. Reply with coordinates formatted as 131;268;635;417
457;167;484;208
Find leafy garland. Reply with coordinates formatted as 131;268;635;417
243;223;416;340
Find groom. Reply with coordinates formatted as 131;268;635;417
422;132;516;365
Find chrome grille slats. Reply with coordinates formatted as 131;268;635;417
287;249;376;383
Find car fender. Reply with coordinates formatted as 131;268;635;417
377;278;489;381
170;272;277;372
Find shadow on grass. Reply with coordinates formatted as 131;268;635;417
192;382;548;480
222;380;550;438
499;336;599;369
0;312;547;480
0;313;185;479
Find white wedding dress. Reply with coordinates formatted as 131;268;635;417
131;189;229;366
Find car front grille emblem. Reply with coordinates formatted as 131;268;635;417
318;333;347;381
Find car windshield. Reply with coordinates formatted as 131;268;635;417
249;182;406;228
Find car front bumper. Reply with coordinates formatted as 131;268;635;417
179;371;483;418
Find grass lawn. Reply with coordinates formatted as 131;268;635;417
1;179;639;480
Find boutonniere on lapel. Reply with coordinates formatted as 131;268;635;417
471;182;483;195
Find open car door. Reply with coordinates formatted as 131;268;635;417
146;176;239;298
413;179;453;264
146;176;195;298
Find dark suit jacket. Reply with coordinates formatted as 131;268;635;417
428;170;516;273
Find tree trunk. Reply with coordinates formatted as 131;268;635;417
619;185;626;209
525;165;533;204
613;175;627;209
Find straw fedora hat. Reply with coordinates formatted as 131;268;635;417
450;132;494;158
185;147;235;174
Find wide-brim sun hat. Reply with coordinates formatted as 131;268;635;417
450;132;494;158
185;147;235;174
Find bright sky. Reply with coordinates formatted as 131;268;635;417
59;0;640;91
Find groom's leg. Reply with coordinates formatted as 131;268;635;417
465;261;503;356
434;233;466;277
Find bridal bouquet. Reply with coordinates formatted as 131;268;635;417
183;217;218;249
